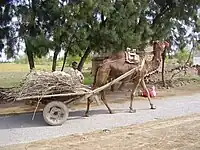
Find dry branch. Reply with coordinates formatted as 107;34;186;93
0;88;18;103
16;70;89;99
16;92;89;101
169;65;189;80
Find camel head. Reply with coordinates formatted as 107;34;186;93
152;40;170;62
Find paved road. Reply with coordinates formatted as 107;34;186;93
0;93;200;146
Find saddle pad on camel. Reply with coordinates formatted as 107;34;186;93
125;51;140;64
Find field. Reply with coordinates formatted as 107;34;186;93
0;63;93;88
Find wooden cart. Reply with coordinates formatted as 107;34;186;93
15;62;144;126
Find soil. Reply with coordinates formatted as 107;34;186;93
2;113;200;150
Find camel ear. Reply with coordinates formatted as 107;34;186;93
159;41;170;51
152;40;159;49
150;40;156;45
164;41;170;48
153;40;159;44
149;40;153;44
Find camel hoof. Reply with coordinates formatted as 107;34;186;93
150;104;156;109
129;109;136;113
84;113;90;117
109;111;114;114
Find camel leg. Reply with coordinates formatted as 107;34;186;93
111;84;115;92
140;79;156;109
118;82;125;91
84;97;93;117
129;78;141;113
100;90;113;114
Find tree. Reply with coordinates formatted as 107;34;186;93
37;0;90;71
61;2;90;71
77;0;153;71
13;0;53;70
0;2;20;59
1;0;200;76
149;0;200;86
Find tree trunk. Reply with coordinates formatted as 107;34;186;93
25;0;36;72
26;48;35;71
52;46;61;72
78;47;91;72
161;49;166;87
61;50;69;71
25;40;35;71
186;40;196;64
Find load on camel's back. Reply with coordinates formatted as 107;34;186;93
125;47;140;64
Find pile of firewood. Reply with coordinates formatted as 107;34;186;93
0;70;91;103
17;70;89;98
0;88;18;103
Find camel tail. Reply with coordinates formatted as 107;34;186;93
92;65;101;89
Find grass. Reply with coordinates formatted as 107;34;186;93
83;72;93;85
0;63;52;72
0;72;27;88
0;63;93;88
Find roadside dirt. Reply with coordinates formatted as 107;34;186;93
0;82;200;116
2;113;200;150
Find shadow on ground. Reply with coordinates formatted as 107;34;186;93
0;108;141;129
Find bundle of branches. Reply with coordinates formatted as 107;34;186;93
168;65;189;72
168;65;190;80
0;88;18;103
17;70;90;98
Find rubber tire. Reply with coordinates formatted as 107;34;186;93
43;101;69;126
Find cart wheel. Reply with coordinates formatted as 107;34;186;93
43;101;69;126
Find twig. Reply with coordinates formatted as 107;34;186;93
170;70;181;80
16;92;88;101
170;66;188;80
32;97;42;120
31;85;50;120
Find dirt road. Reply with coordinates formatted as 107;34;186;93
0;93;200;148
2;113;200;150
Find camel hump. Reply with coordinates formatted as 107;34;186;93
125;51;140;64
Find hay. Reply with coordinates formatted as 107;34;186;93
17;70;90;99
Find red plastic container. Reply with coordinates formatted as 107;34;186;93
142;86;156;97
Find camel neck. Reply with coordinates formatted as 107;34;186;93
146;56;161;74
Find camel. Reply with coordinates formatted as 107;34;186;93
85;41;169;116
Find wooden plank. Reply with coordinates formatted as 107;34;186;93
16;92;89;101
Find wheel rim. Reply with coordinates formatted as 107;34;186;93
46;106;65;124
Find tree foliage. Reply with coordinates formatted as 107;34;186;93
0;0;200;70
